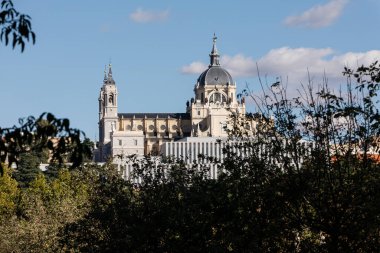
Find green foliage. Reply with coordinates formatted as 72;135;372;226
43;163;63;181
236;62;380;251
1;64;380;251
12;151;47;187
0;165;19;216
0;167;91;253
81;137;94;162
0;112;92;175
0;0;35;52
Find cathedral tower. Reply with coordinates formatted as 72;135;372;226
98;64;118;160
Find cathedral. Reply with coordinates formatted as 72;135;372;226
96;36;257;162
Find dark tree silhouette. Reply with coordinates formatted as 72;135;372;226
0;0;35;52
0;113;92;175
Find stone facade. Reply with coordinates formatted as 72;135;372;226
96;36;257;162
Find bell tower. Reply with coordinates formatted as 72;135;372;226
98;64;118;161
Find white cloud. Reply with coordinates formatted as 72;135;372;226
220;54;257;77
258;48;380;84
181;61;208;74
129;8;169;23
284;0;348;28
180;56;257;77
181;48;380;87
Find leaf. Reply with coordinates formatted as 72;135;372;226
62;119;70;130
11;32;16;48
31;31;35;43
4;28;10;45
47;113;55;123
19;38;24;52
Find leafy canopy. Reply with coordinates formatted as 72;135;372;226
0;0;35;52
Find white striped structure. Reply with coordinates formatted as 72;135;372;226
113;137;316;181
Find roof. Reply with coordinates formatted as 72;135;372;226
118;113;190;120
197;66;234;86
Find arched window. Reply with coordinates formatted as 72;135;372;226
109;94;114;105
209;92;227;103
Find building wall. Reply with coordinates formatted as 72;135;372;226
111;131;145;157
96;38;258;162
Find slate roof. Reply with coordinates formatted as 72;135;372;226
197;66;234;86
118;113;190;120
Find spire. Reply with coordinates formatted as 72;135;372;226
103;65;107;82
106;63;115;84
209;33;220;66
108;63;113;78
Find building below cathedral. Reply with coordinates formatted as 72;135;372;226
95;36;258;162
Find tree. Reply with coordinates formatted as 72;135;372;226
235;62;380;251
0;165;19;216
0;112;92;175
0;0;35;52
0;168;91;252
61;63;380;252
12;151;44;187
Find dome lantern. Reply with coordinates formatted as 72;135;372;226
209;33;220;67
197;34;234;87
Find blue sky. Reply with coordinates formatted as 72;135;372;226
1;0;380;140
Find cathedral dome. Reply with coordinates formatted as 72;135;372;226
197;34;234;87
197;66;234;86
